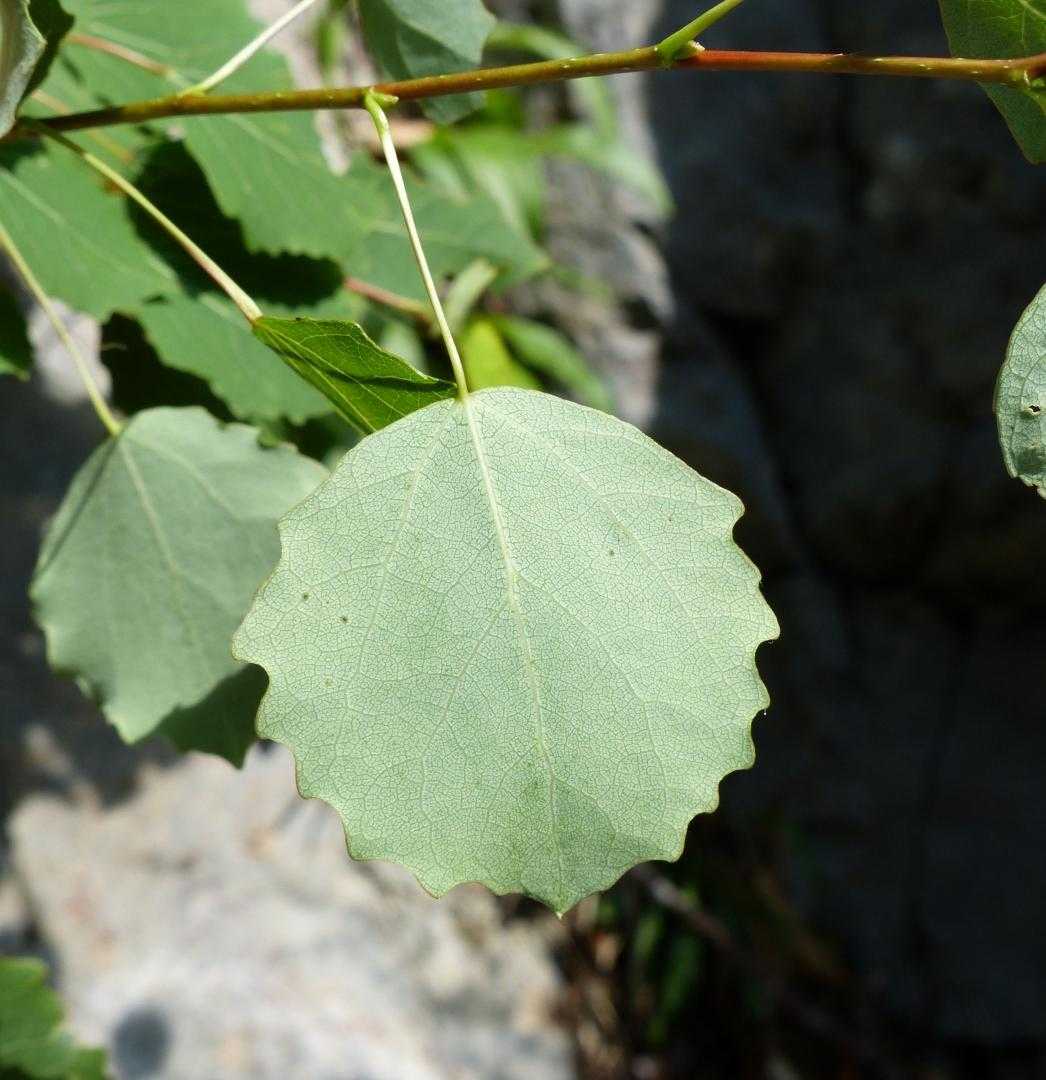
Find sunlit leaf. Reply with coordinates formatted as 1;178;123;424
235;387;777;913
461;316;539;390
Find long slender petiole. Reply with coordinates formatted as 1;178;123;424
655;0;747;63
364;91;471;399
184;0;324;95
37;126;262;323
0;219;121;437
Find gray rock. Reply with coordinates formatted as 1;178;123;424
9;746;572;1080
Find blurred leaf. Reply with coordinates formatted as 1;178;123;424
0;957;108;1080
31;407;327;754
461;316;539;390
0;287;32;379
487;21;616;135
491;314;612;411
939;0;1046;162
358;0;495;124
996;282;1046;496
537;124;673;217
253;315;456;432
235;387;778;913
377;317;428;370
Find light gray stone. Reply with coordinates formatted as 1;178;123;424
9;747;572;1080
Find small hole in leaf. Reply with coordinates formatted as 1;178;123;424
1029;403;1042;415
301;592;310;601
340;615;348;624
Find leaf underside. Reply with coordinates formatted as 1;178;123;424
235;388;778;913
252;315;457;433
31;407;326;759
938;0;1046;162
996;282;1046;496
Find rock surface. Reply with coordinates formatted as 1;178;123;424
7;747;571;1080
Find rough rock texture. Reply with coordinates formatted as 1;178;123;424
643;0;1046;1047
6;747;571;1080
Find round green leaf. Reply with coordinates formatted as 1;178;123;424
235;388;778;912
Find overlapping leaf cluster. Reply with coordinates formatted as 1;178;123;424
0;0;787;911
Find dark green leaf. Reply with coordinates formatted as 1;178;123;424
253;315;456;433
939;0;1046;162
24;0;73;97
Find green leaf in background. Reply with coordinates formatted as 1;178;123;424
938;0;1046;163
31;407;326;758
134;295;333;425
35;0;352;257
0;0;46;136
0;143;173;318
253;315;456;433
338;156;548;302
491;314;613;412
358;0;496;124
461;316;539;390
235;387;778;913
0;957;108;1080
24;0;73;97
0;287;32;379
996;282;1046;496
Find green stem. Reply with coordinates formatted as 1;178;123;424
364;91;470;399
655;0;746;64
0;219;121;437
37;127;262;323
7;46;1044;140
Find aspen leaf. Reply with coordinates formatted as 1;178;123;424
235;388;778;913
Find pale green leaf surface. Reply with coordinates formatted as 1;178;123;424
491;314;613;412
0;143;173;318
0;287;32;379
253;315;456;433
996;282;1046;496
0;957;108;1080
461;316;539;390
31;407;327;751
234;387;778;913
358;0;495;124
0;0;45;135
938;0;1046;162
